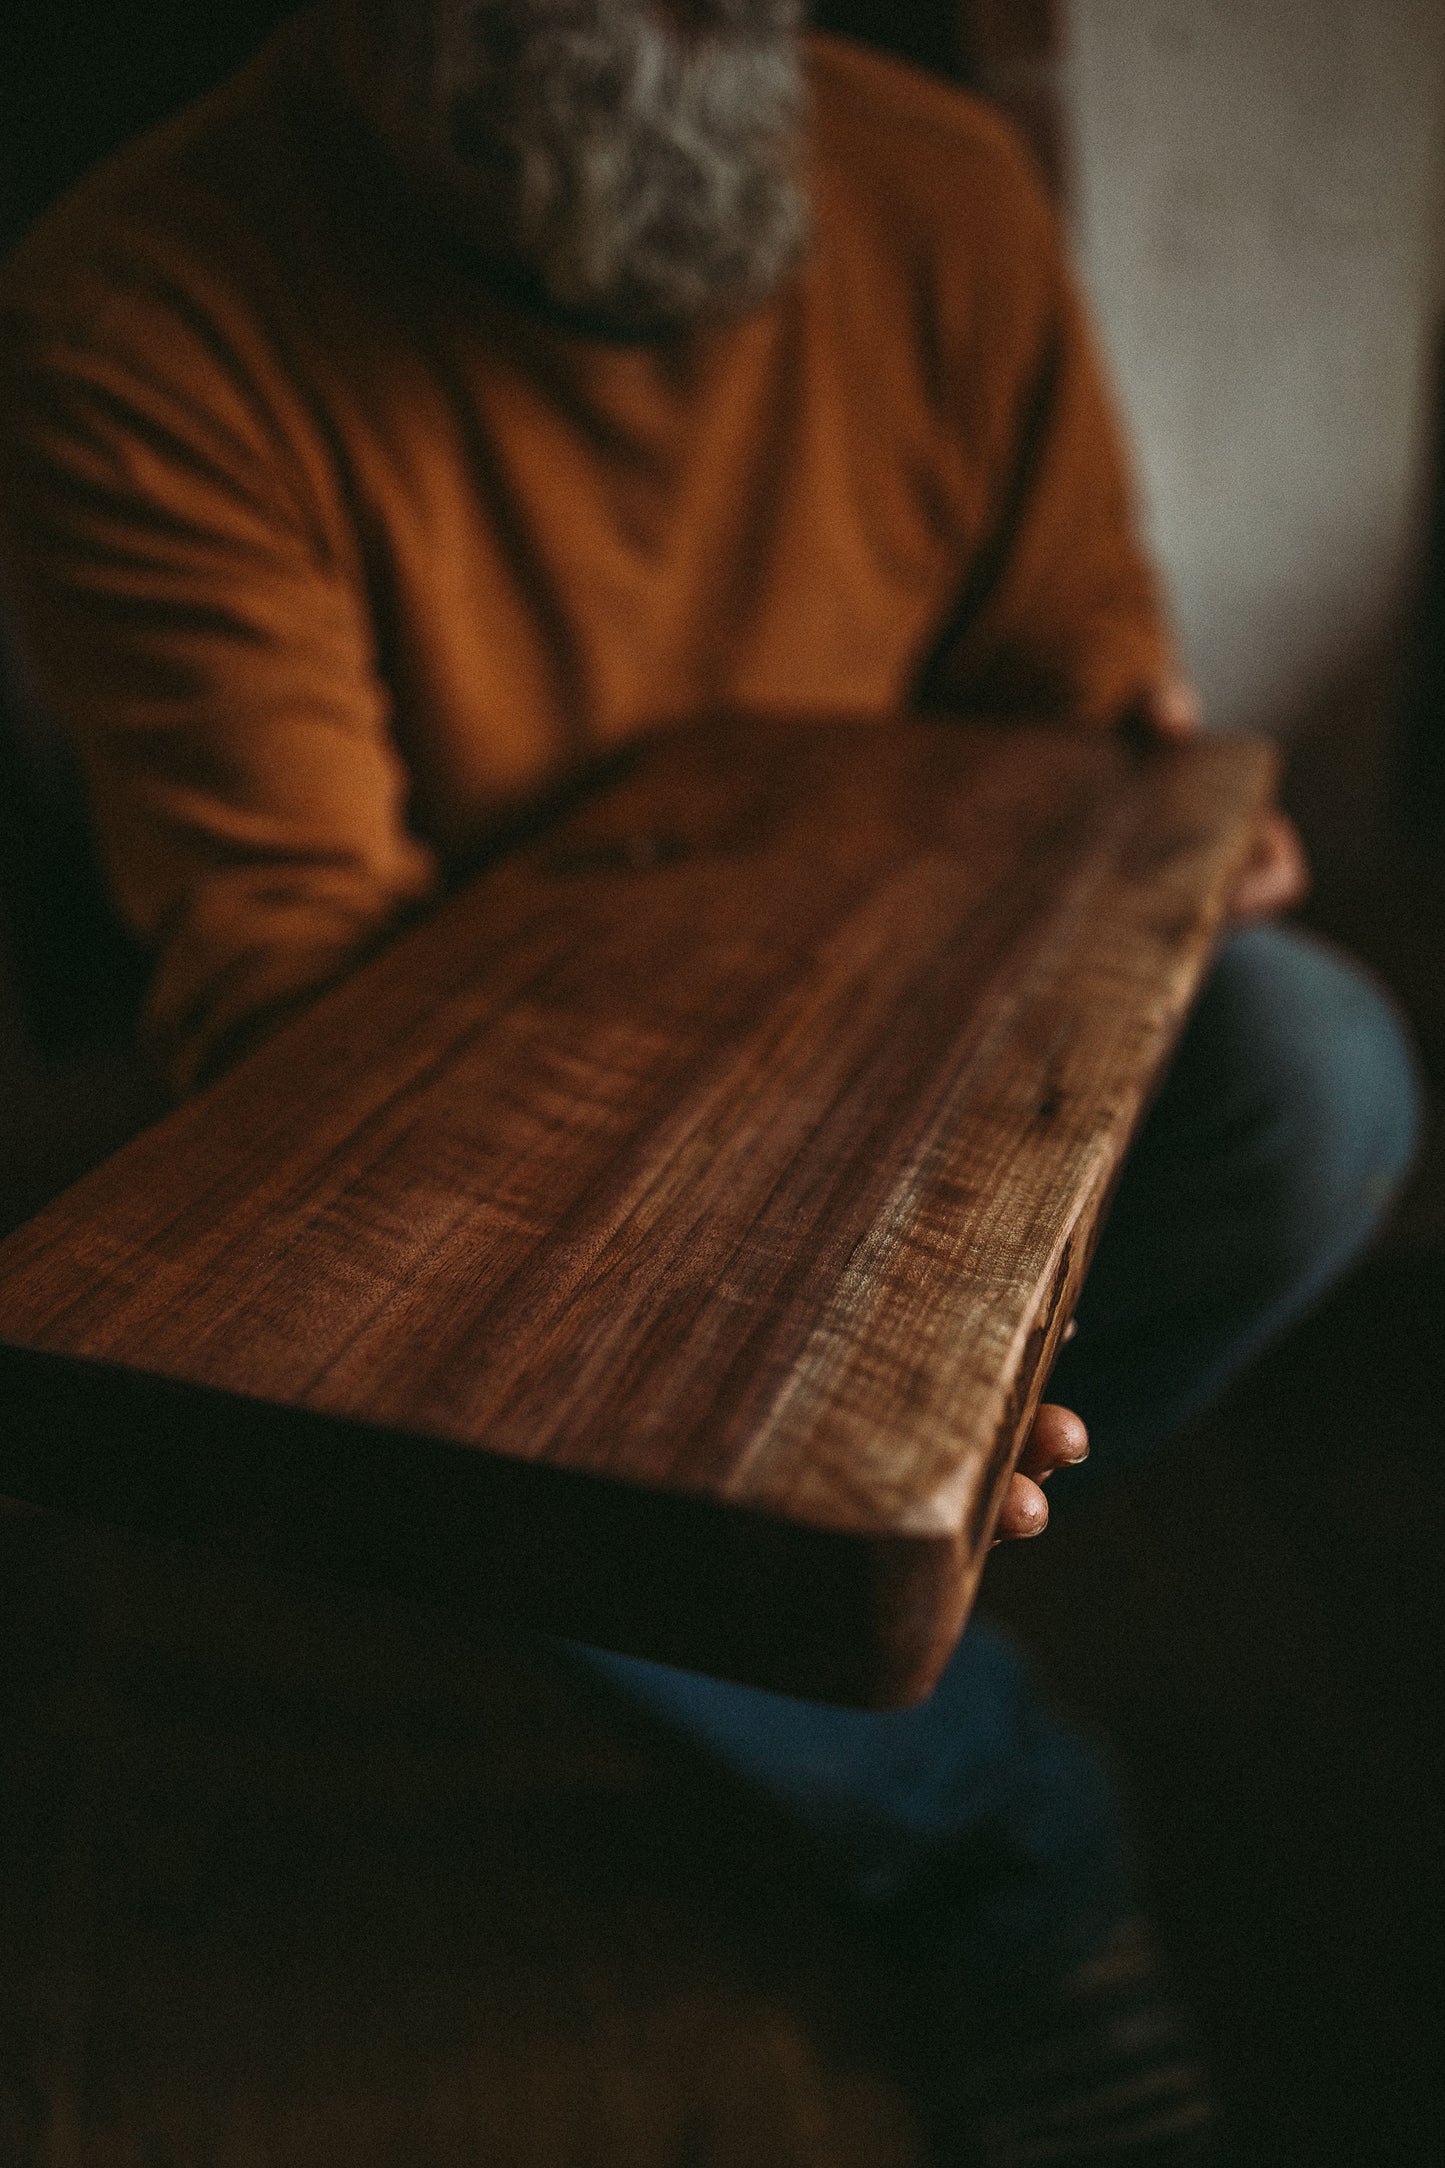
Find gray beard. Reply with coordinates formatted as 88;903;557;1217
335;0;810;333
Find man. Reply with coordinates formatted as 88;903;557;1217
0;1;1420;2158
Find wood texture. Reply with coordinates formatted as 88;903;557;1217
0;717;1276;1705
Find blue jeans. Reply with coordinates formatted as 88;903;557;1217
571;926;1423;1976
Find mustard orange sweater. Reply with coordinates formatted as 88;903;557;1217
0;11;1169;1093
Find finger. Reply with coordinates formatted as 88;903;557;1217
1016;1401;1089;1483
1119;676;1201;751
1141;677;1203;741
1229;809;1310;923
993;1471;1049;1543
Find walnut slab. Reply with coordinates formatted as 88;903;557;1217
0;718;1277;1705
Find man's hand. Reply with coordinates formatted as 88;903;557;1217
994;1402;1089;1542
1133;675;1310;924
1226;805;1310;922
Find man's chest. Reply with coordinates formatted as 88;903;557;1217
315;278;990;850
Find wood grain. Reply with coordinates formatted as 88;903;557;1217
0;716;1277;1704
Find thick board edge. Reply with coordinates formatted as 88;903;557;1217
0;1342;959;1706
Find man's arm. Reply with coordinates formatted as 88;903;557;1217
0;227;438;1096
917;126;1174;734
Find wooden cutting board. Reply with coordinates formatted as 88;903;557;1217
0;717;1276;1705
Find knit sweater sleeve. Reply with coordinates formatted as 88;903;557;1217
0;218;438;1095
916;123;1176;728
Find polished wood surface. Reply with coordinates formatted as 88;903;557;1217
0;718;1276;1704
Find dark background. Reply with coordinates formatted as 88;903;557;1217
0;0;1052;248
1;0;296;249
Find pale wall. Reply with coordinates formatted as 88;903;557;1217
1066;0;1445;752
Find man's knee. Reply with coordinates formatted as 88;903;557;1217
1200;924;1423;1277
